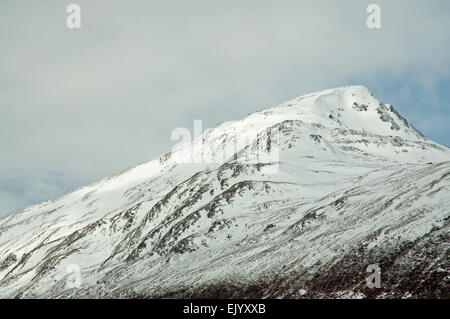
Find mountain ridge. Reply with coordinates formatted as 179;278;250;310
0;85;449;298
0;84;444;219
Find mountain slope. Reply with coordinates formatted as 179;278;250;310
0;85;449;298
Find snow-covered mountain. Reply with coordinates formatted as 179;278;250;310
0;85;449;298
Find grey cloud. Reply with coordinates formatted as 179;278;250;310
1;0;449;216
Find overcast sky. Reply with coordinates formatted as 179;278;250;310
1;0;449;217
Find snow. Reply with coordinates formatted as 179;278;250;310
0;85;449;298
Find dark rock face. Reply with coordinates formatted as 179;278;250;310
352;102;368;112
0;253;17;270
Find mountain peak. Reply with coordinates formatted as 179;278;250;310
299;84;373;99
162;85;450;177
0;85;449;299
192;85;432;165
246;85;425;141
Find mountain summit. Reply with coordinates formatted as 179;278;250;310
1;85;449;298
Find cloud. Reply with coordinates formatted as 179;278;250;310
0;169;86;216
0;0;449;216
